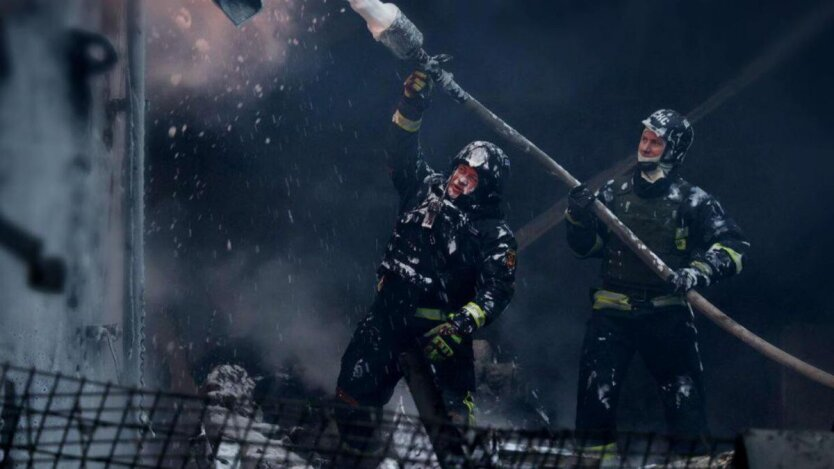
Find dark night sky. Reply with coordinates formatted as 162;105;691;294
146;0;834;434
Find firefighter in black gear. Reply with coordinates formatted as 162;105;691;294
566;109;749;450
334;70;517;455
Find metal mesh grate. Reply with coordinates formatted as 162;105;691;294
0;363;734;467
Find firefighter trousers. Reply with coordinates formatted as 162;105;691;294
335;276;475;452
575;305;708;446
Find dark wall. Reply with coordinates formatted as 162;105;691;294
146;0;834;433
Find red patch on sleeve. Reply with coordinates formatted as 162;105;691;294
505;249;517;270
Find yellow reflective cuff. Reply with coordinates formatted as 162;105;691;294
712;242;744;273
392;110;421;132
690;260;713;277
461;302;486;328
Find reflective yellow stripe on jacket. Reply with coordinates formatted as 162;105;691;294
592;289;688;311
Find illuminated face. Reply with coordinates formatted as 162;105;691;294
638;128;666;160
446;164;479;199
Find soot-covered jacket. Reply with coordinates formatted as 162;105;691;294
377;116;517;326
567;170;749;294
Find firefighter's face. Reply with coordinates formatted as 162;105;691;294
638;128;666;159
447;164;479;199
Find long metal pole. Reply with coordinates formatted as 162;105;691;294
124;0;146;389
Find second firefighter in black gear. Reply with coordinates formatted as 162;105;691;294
335;70;517;453
566;109;749;448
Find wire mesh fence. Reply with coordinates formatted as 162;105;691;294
0;362;734;468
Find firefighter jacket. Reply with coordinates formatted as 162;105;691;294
567;169;748;295
377;111;517;327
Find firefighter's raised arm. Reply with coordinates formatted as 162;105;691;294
385;70;434;202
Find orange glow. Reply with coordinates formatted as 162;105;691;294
146;0;299;94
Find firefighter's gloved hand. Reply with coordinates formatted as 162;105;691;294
401;70;433;112
670;266;710;294
567;184;595;223
422;314;475;363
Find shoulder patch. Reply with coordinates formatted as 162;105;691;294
505;249;517;270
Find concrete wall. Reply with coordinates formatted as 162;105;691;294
0;0;126;382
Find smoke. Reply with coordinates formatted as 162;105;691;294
146;0;301;96
145;0;361;392
205;254;351;392
146;231;355;393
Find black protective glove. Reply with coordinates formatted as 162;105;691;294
399;70;433;117
669;266;711;294
567;184;596;223
422;313;476;363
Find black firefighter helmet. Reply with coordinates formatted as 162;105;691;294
642;109;695;168
449;141;510;206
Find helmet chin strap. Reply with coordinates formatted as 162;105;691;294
637;160;659;171
637;155;670;183
640;166;666;183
